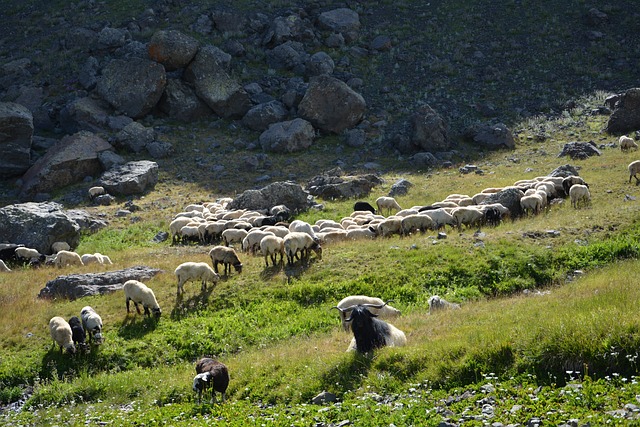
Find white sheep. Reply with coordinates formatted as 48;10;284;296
376;217;403;237
208;246;243;275
451;207;485;230
316;229;348;244
629;160;640;184
179;225;201;245
51;241;70;253
283;232;323;264
428;295;461;314
288;220;319;241
420;209;456;230
376;196;402;216
169;217;194;245
123;280;161;318
345;226;377;240
336;296;401;332
242;230;275;254
54;250;84;268
175;262;220;295
520;194;543;216
401;214;435;235
221;228;249;247
0;259;10;272
259;235;285;267
80;306;104;344
49;317;76;354
81;252;113;266
200;221;228;244
620;136;638;152
15;247;43;262
88;186;105;199
569;184;591;209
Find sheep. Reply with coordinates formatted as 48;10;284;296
376;217;403;237
259;235;285;267
288;220;319;241
68;316;86;348
283;232;322;264
15;247;44;264
428;295;461;314
175;262;220;295
193;357;230;404
332;302;406;353
629;160;640;184
169;217;194;245
262;225;290;239
420;208;456;230
123;279;162;318
54;250;84;268
200;221;227;244
49;317;76;354
221;228;249;247
345;226;377;240
620;135;638;152
451;207;485;231
209;246;243;275
562;176;589;196
242;230;275;254
353;201;376;214
51;241;70;253
88;186;105;199
179;225;201;245
483;207;503;227
569;184;591;209
81;253;113;266
81;306;104;344
401;214;435;235
376;196;402;216
0;259;10;272
336;296;401;332
520;194;543;216
316;229;348;244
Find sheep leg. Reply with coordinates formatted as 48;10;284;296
212;261;219;274
133;301;142;314
201;280;206;291
126;297;131;313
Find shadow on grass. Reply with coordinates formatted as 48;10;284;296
260;261;285;280
318;351;375;395
171;287;214;320
284;256;321;282
117;314;160;339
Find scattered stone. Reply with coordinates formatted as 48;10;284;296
548;164;580;178
115;122;155;153
311;391;337;405
460;164;478;174
472;123;516;150
153;231;169;243
389;179;413;197
343;128;366;147
242;100;289;131
259;118;315;153
58;97;114;134
410;152;439;168
306;169;383;200
558;141;601;160
305;51;335;77
98;160;159;196
158;79;214;122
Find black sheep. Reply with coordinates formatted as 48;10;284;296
353;201;376;214
193;358;230;404
333;303;407;354
68;316;86;348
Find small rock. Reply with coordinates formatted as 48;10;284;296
312;391;337;405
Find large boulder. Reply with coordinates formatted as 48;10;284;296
480;187;525;218
20;131;113;199
97;58;167;119
114;122;155;153
227;181;314;213
58;97;113;134
243;100;289;131
298;75;366;134
0;102;33;178
147;30;200;71
38;266;162;300
0;202;81;254
558;141;601;160
471;123;515;150
306;170;384;200
184;45;251;118
317;8;360;41
158;79;213;122
266;41;309;71
409;105;449;153
548;164;580;178
98;160;158;196
259;118;315;152
606;88;640;134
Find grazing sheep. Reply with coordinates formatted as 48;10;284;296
353;201;376;214
620;135;638;152
569;184;591;208
193;358;230;404
15;247;44;264
332;302;406;353
208;246;243;275
262;225;290;239
336;296;401;332
201;221;227;244
175;262;220;295
376;196;402;216
316;229;348;244
49;317;76;354
179;225;201;245
520;194;544;216
283;232;322;264
123;280;162;318
376;217;403;237
288;220;319;241
420;209;456;230
81;306;104;344
401;214;435;235
242;230;275;254
54;250;84;268
345;226;377;240
169;217;194;245
0;259;10;272
51;241;70;253
259;235;285;267
221;228;249;247
451;207;485;231
428;295;461;314
483;207;503;227
562;176;589;196
81;253;113;266
68;316;86;348
88;186;105;199
629;160;640;184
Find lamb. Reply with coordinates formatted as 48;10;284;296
0;259;10;272
376;196;402;216
562;176;589;196
123;280;162;318
569;184;591;209
49;317;76;354
620;135;638;152
81;306;104;344
54;250;84;268
400;214;434;235
283;232;322;264
332;302;406;353
221;228;249;247
353;201;376;214
193;357;230;404
175;262;220;295
51;241;70;253
259;235;285;267
428;295;461;314
208;246;243;275
68;316;86;348
336;296;401;332
629;160;640;184
88;186;105;199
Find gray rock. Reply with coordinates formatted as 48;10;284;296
0;102;33;178
606;88;640;134
97;27;128;50
410;152;439;168
228;181;314;214
97;58;167;119
409;105;449;153
65;209;109;233
20;131;112;199
147;30;199;71
78;56;99;90
369;35;392;51
158;79;213;122
98;150;125;170
548;164;580;178
262;14;313;47
266;41;309;71
472;123;515;149
38;266;162;300
343;128;366;147
146;140;174;159
389;179;413;197
58;97;113;134
184;45;251;118
306;171;384;200
305;51;335;77
298;75;366;134
558;141;601;160
312;391;337;405
481;187;525;218
115;122;155;153
99;160;158;196
325;33;345;48
0;202;81;254
242;100;289;131
317;8;360;34
259;118;315;153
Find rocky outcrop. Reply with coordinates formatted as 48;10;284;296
606;88;640;134
558;141;601;160
58;97;114;134
98;160;158;196
147;30;200;71
0;202;81;254
306;169;384;200
470;123;515;150
38;266;162;300
114;122;155;154
242;100;289;131
0;102;33;178
158;79;213;122
481;187;525;218
409;105;449;153
19;131;113;199
227;181;314;213
259;118;315;152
